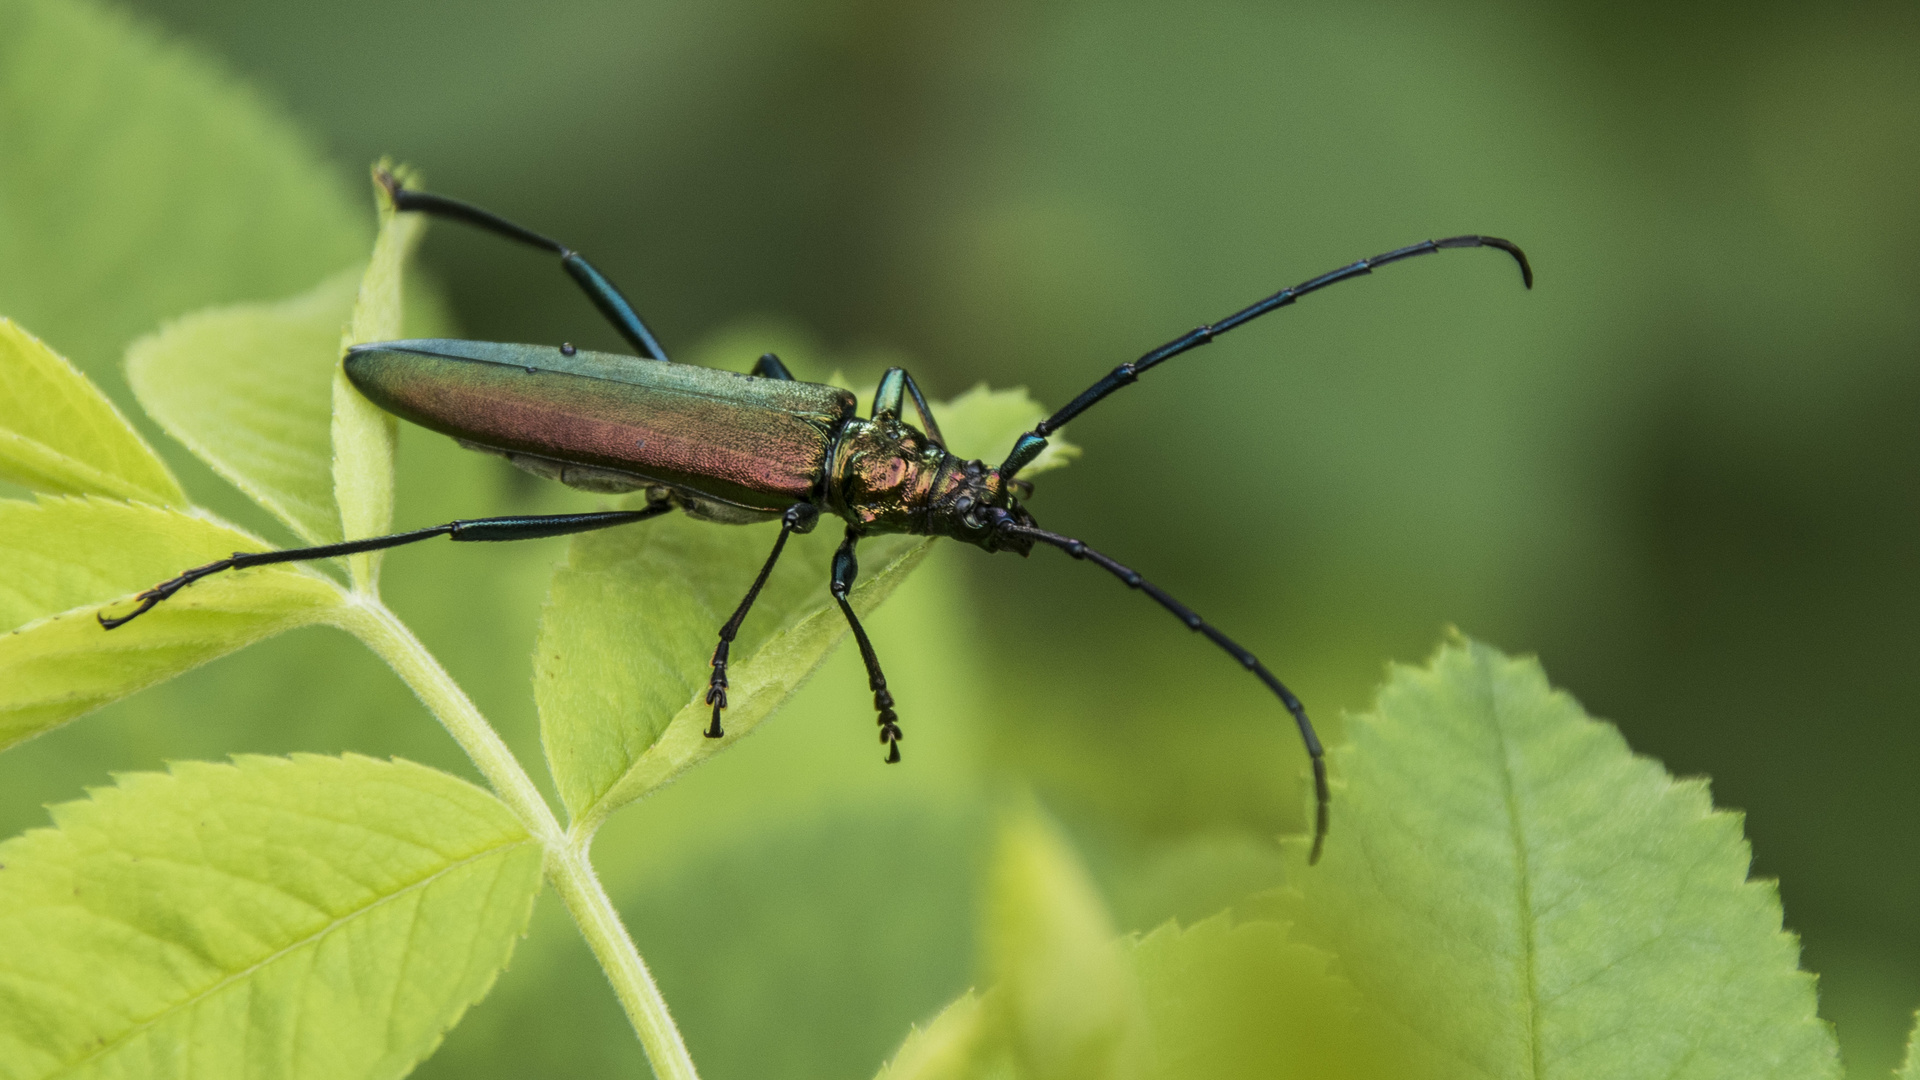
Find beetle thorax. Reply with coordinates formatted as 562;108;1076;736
823;417;1033;552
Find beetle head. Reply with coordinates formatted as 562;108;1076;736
929;457;1035;554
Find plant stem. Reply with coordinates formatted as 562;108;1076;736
336;597;560;845
338;594;700;1080
548;841;701;1080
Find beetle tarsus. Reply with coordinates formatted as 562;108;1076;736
98;558;234;629
706;640;731;738
874;686;903;762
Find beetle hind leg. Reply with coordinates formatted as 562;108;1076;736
377;170;672;362
98;507;669;630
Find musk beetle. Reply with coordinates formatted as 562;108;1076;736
101;170;1532;861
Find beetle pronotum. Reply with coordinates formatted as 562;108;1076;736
102;171;1531;861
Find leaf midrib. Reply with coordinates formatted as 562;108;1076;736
1485;661;1545;1080
0;430;168;504
52;836;535;1077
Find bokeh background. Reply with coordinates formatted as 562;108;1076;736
2;0;1915;1075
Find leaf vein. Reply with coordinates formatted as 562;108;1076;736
51;837;535;1075
1485;661;1544;1080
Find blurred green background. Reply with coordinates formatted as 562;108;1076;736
1;0;1915;1075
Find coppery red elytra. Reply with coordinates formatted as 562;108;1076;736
99;169;1532;862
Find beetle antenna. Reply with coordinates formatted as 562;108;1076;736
988;512;1330;863
997;235;1532;479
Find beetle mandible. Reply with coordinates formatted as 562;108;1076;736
101;170;1532;862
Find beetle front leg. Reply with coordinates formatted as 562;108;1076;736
829;528;902;762
706;503;821;738
870;367;946;449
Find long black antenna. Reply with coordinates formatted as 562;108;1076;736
989;513;1331;863
999;235;1532;478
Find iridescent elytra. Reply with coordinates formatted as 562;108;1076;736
101;170;1533;863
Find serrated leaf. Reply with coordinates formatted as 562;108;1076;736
935;383;1079;476
0;0;368;380
127;272;358;544
537;382;1066;825
880;816;1393;1080
0;319;182;505
538;515;929;823
0;496;344;751
875;992;993;1080
0;753;541;1080
1122;916;1390;1080
1285;637;1841;1080
983;803;1136;1080
332;165;424;590
1901;1013;1920;1080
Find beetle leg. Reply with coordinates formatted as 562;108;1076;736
829;527;903;762
987;511;1331;864
706;503;821;738
98;506;670;630
750;352;795;380
377;169;672;362
870;368;946;449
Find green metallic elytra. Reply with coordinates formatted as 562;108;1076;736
347;339;847;523
343;338;1034;542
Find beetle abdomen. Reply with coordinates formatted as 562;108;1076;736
345;340;855;515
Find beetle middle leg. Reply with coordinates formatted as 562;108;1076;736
829;527;903;763
98;505;671;629
707;502;822;738
750;352;795;380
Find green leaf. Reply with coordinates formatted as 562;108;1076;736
1122;916;1389;1080
332;165;423;589
934;383;1079;476
982;802;1136;1080
539;518;930;823
0;496;344;752
877;810;1393;1080
0;0;368;381
126;272;358;544
0;319;182;505
1284;637;1841;1080
1900;1012;1920;1080
874;992;993;1080
536;381;1066;826
0;753;541;1080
